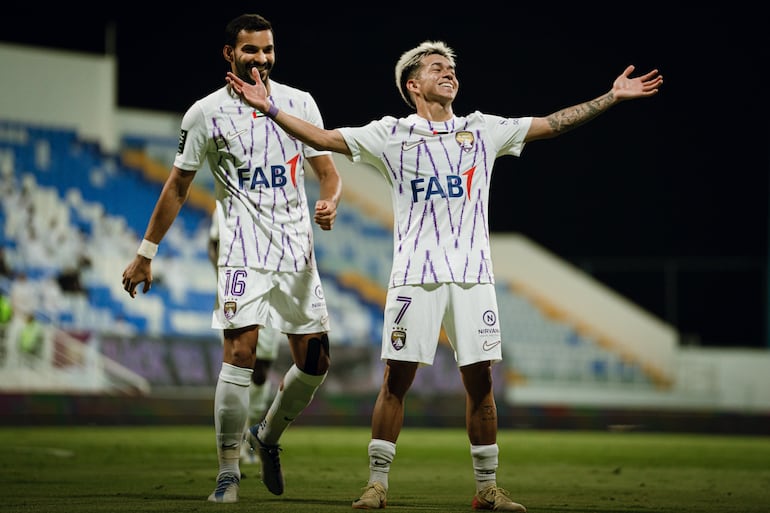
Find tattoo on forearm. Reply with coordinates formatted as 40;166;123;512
547;92;615;133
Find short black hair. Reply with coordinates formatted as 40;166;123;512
224;14;273;47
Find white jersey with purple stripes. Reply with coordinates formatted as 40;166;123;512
338;112;532;287
174;81;330;272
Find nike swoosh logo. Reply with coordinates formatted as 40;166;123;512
401;140;424;151
482;340;501;351
226;128;248;139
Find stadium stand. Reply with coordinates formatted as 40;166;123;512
0;118;657;394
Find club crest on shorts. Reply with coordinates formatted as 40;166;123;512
223;301;237;320
390;330;406;351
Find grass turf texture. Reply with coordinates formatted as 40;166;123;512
1;425;768;512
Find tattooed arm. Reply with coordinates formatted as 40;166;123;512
525;65;663;142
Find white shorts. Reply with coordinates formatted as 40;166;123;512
381;282;502;367
212;267;330;335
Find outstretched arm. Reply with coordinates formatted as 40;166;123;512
226;69;352;156
525;65;663;142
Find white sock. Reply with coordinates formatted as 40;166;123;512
471;443;499;492
368;439;396;489
214;362;252;479
259;364;326;445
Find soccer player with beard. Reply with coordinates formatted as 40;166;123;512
121;13;341;504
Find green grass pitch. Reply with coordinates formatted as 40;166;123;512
1;425;769;512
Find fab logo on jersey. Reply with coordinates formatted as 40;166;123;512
237;154;301;190
410;166;477;202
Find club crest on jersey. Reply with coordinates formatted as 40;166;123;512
223;301;237;320
391;330;406;351
455;131;474;153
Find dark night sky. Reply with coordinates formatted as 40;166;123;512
1;4;768;347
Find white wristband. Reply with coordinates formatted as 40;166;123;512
137;239;159;259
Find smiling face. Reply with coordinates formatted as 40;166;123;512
407;53;459;107
224;29;275;86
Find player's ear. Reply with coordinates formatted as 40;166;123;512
223;45;234;63
406;78;420;99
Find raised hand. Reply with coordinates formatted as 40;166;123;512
612;65;663;101
226;68;270;112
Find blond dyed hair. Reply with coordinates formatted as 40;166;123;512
394;40;456;109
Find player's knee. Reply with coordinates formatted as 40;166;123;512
300;333;330;375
